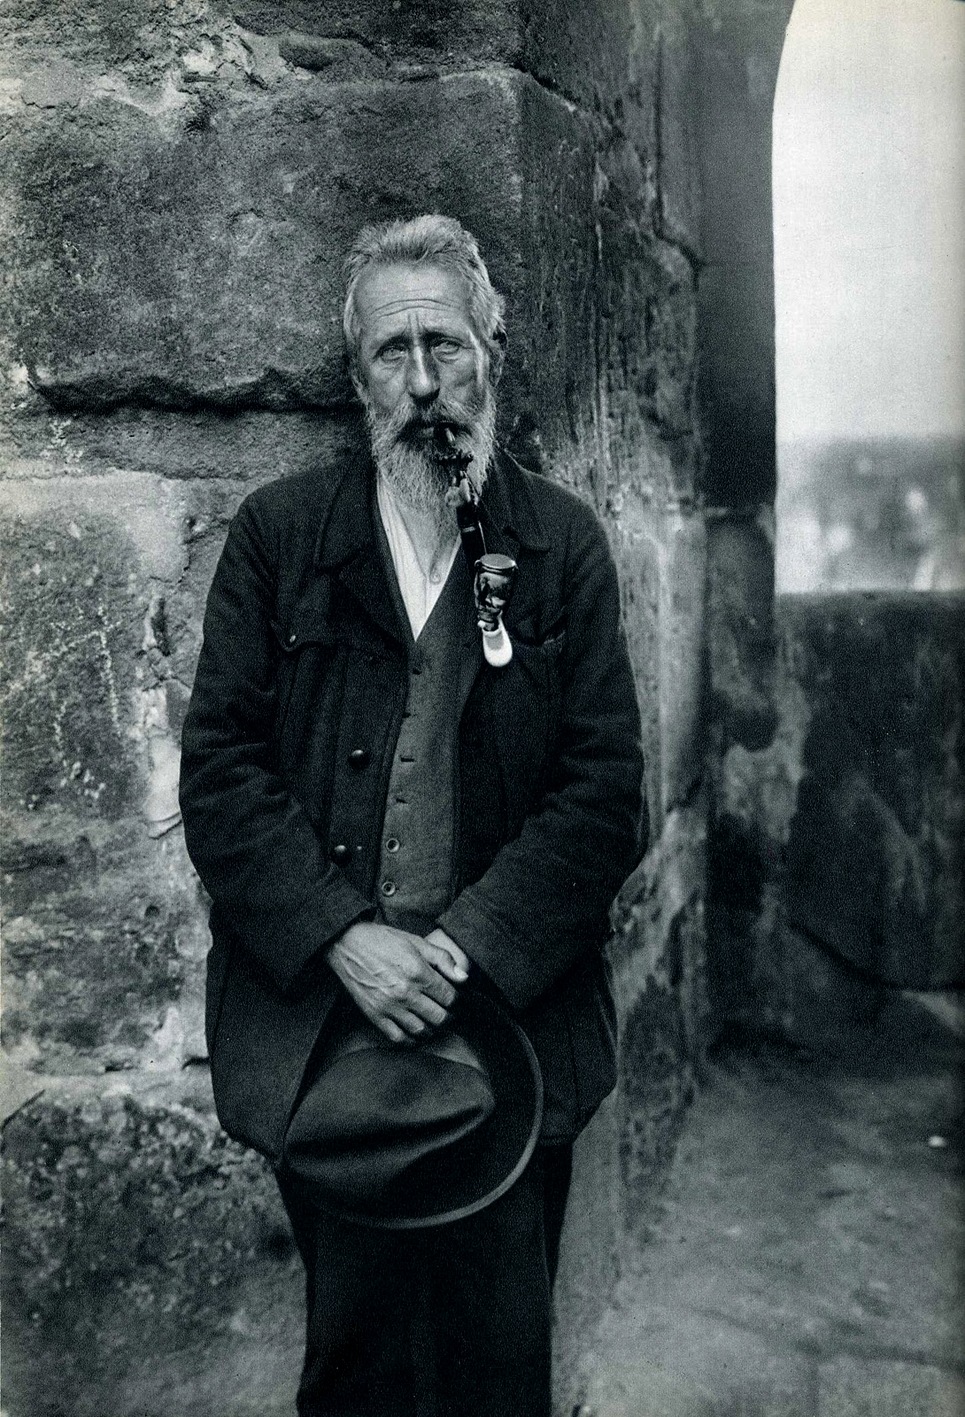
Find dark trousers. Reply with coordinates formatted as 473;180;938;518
277;1145;573;1417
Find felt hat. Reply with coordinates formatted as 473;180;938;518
282;990;543;1229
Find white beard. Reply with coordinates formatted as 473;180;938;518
362;386;497;537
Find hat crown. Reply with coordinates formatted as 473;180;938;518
282;992;543;1228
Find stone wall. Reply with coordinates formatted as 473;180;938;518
0;3;724;1414
711;593;965;1049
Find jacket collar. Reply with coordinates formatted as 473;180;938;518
313;447;551;569
477;449;551;558
310;446;552;647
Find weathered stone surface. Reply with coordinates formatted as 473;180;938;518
512;78;598;469
1;0;260;84
2;1075;302;1417
707;510;778;751
2;820;207;1073
1;474;189;818
655;22;702;256
3;72;636;474
277;34;386;78
231;0;519;67
519;0;659;137
7;76;526;412
782;594;964;989
0;474;247;1072
817;1358;965;1417
598;225;697;450
656;510;706;812
583;1351;716;1417
612;801;708;1234
709;591;965;1039
0;396;364;484
607;503;706;835
609;499;662;832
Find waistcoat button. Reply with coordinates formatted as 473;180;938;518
348;748;370;769
380;879;397;897
385;837;400;853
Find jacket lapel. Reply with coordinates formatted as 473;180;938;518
313;460;406;650
477;451;552;642
309;448;553;656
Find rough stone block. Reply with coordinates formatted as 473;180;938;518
583;1353;716;1417
231;0;519;67
0;474;237;1071
2;1075;302;1417
1;473;190;819
6;77;525;414
608;498;705;835
513;80;599;464
0;395;364;486
598;228;697;448
2;822;207;1073
519;0;659;138
609;497;662;835
2;0;258;84
781;593;965;989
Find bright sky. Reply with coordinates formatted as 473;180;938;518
773;0;965;442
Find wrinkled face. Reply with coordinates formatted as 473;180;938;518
354;264;490;434
352;262;497;513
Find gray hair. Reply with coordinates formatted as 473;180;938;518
343;214;507;378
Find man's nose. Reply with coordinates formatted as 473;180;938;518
405;345;439;403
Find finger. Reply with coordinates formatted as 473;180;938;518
433;952;468;985
414;959;457;1010
424;930;470;979
398;992;449;1030
391;1006;436;1038
372;1014;406;1044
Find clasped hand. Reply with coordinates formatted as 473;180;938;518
327;922;470;1043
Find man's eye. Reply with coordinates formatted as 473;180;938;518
378;346;406;363
432;339;462;356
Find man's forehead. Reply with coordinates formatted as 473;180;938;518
354;263;473;327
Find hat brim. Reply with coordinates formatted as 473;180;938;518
283;990;543;1230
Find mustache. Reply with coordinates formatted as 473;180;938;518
365;396;478;447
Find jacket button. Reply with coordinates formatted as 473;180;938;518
287;632;297;645
348;748;370;769
380;880;397;897
330;844;351;865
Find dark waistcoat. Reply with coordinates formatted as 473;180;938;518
375;546;473;935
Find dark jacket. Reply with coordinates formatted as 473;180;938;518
179;450;645;1161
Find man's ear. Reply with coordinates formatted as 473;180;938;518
489;328;508;385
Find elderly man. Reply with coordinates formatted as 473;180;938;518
179;215;644;1417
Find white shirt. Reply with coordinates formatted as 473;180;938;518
376;474;461;640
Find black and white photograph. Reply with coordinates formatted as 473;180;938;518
1;1;962;1414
